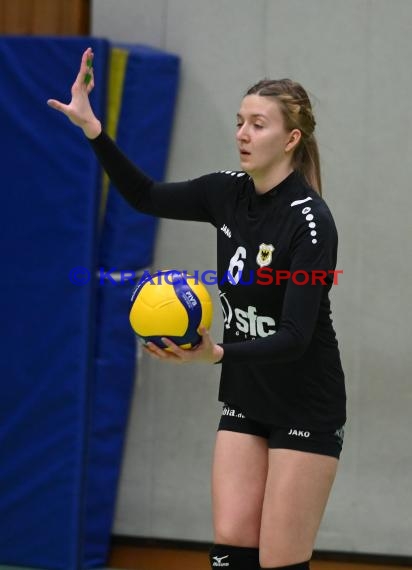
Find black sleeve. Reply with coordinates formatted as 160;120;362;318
88;131;220;225
219;208;337;363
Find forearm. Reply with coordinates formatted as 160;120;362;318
217;327;307;364
88;130;155;212
88;131;219;222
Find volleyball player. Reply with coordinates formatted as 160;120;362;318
48;47;346;570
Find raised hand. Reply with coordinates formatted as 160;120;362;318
47;47;102;139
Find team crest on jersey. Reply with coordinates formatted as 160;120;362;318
256;243;275;267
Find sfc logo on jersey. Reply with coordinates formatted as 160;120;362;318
256;243;275;267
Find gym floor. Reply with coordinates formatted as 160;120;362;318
109;544;412;570
0;547;410;570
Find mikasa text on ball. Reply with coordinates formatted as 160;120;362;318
129;270;213;349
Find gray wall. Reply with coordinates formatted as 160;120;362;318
92;0;412;556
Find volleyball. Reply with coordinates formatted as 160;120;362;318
129;269;213;349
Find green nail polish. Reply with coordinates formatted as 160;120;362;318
84;72;92;85
87;58;92;68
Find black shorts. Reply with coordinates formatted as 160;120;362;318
218;403;344;459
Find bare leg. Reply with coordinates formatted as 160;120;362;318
259;449;338;568
212;430;268;547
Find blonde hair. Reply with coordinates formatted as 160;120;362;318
246;79;322;196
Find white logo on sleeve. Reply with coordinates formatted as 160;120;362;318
220;170;246;178
290;196;318;245
290;197;312;207
220;224;232;238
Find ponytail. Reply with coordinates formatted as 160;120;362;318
293;135;322;196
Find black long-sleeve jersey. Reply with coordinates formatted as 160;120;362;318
90;132;346;431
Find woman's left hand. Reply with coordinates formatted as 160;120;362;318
143;326;223;364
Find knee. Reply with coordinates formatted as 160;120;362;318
259;548;311;569
214;520;259;548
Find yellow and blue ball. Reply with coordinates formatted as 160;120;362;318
129;269;213;349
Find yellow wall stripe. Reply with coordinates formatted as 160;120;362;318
99;47;129;225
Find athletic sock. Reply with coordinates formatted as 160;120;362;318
209;543;260;569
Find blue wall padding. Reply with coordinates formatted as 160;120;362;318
0;37;180;570
83;44;180;568
82;282;138;568
0;37;109;570
99;44;180;269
